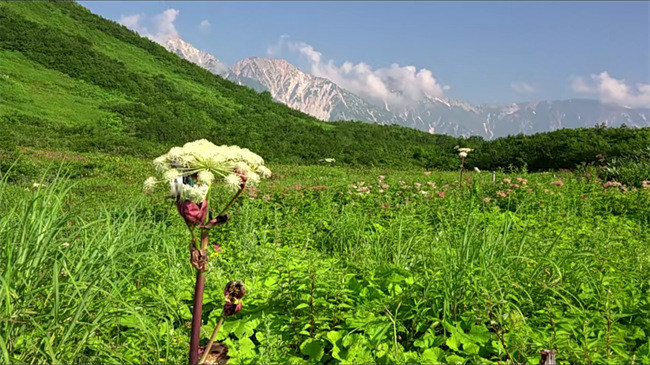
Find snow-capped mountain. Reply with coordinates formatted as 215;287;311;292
165;42;650;139
227;57;398;123
165;38;228;75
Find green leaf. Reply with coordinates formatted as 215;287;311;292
264;276;277;288
446;354;466;364
421;347;445;364
446;334;461;352
462;343;480;355
300;339;324;362
234;318;260;339
469;325;490;345
295;303;310;310
238;337;256;357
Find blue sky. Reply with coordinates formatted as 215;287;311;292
80;1;649;107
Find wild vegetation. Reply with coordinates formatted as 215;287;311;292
1;1;650;365
1;0;649;174
2;152;650;364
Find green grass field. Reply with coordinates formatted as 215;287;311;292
1;1;649;363
1;151;649;365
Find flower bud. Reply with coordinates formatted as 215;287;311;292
176;199;208;228
223;301;243;317
223;280;246;317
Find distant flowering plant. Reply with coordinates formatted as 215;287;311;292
143;139;270;365
454;146;474;185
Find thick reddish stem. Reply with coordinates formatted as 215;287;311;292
189;272;206;365
189;231;210;365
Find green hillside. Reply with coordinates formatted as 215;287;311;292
0;0;455;167
0;0;648;172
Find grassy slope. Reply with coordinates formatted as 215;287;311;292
1;0;649;174
0;0;465;169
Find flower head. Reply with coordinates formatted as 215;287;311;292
474;167;480;173
149;140;271;191
459;151;468;158
457;147;473;153
223;280;246;317
143;177;158;193
197;170;214;185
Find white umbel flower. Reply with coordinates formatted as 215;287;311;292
143;176;158;192
259;166;272;178
457;147;473;153
148;140;272;198
459;151;468;158
181;184;209;203
474;167;481;173
224;174;242;192
197;170;214;185
164;169;181;181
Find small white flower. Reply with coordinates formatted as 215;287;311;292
61;242;70;248
458;148;474;153
196;171;214;185
474;167;481;173
224;174;242;192
164;169;181;181
459;151;468;158
324;158;335;163
259;166;272;178
143;177;158;192
182;184;209;203
248;171;261;185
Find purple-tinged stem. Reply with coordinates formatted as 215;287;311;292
199;316;224;364
189;230;210;365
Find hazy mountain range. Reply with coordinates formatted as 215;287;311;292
165;38;650;139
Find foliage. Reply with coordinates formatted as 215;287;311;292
1;154;649;364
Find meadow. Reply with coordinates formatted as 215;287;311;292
1;2;649;364
1;151;649;365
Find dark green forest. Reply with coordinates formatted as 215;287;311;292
1;0;648;172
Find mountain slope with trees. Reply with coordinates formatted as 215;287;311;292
0;0;648;172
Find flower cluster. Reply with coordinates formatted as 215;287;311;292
143;140;271;227
144;140;271;199
455;147;474;158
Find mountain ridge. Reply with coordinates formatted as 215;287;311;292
162;39;650;139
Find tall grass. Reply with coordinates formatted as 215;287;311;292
1;164;649;364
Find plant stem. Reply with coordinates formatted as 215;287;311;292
218;186;245;216
189;230;210;365
199;316;224;365
459;157;465;185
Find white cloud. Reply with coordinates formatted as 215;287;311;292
198;20;211;33
268;36;448;106
511;81;535;94
118;9;180;45
118;14;144;30
571;72;650;108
